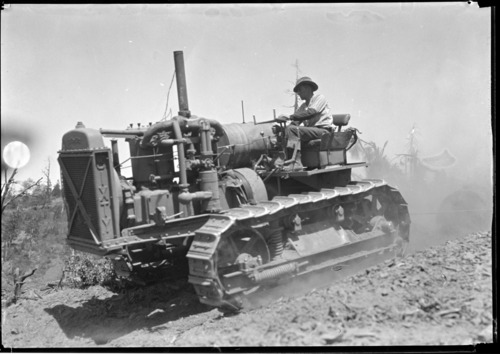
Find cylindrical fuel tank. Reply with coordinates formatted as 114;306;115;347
217;123;275;169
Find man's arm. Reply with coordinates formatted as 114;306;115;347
290;108;319;122
290;94;328;122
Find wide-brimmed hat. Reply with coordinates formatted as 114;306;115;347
293;77;319;93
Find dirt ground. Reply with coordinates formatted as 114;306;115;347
1;230;494;349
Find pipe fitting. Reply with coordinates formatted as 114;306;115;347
178;191;213;204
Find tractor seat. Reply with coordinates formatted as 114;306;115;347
332;114;351;131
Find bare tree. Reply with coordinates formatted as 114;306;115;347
40;158;52;208
1;168;42;215
42;158;52;193
292;59;301;112
282;59;302;111
5;267;38;306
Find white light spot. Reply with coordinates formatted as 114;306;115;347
3;141;30;169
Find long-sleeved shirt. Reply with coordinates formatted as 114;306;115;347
291;93;333;128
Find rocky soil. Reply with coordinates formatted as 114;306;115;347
1;231;494;349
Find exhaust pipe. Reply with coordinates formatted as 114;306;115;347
174;51;191;118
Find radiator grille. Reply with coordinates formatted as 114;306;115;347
60;154;99;243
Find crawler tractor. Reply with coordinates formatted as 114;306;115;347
58;51;410;311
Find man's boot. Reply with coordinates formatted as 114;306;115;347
272;151;286;168
283;150;304;172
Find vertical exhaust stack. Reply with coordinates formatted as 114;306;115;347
172;51;221;213
174;51;191;118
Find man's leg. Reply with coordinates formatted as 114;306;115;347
285;124;301;149
283;126;329;171
282;125;302;170
285;125;328;150
297;126;329;143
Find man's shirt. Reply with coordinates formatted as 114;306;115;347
294;93;333;128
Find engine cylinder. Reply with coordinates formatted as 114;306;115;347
217;123;275;169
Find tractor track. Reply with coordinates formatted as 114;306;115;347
187;178;410;310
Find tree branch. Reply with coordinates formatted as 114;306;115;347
1;176;43;215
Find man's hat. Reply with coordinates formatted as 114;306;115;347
293;77;319;93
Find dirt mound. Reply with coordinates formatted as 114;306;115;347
1;231;493;348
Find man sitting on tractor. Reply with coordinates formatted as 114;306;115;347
276;77;333;171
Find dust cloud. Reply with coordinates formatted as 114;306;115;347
349;124;494;253
400;173;493;254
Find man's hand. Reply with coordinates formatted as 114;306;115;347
288;114;300;125
275;114;289;123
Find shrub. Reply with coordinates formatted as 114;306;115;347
1;207;23;261
63;251;117;289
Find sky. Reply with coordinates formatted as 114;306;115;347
1;3;493;189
